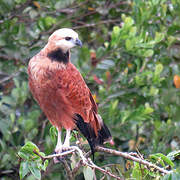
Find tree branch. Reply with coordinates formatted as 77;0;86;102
87;158;123;180
73;19;120;30
95;146;172;175
0;72;20;84
39;145;172;179
72;151;91;176
42;146;122;179
61;159;73;180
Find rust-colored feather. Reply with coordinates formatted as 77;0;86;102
28;54;100;134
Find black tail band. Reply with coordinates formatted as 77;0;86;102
74;114;112;160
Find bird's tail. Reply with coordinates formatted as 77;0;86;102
74;113;113;159
95;114;114;146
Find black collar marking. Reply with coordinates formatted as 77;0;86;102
47;48;69;64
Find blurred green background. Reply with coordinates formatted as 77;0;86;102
0;0;180;179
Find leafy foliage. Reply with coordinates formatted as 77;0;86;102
18;142;48;180
0;0;180;179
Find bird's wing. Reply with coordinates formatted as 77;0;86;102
55;63;98;124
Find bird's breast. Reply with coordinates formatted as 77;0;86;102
29;57;66;81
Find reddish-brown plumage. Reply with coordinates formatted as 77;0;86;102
28;29;113;156
28;54;99;133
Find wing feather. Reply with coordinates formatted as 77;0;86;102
55;63;94;123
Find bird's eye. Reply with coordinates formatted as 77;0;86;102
65;37;72;41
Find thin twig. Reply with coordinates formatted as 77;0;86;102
39;119;48;143
88;158;123;180
95;146;172;175
37;145;173;179
42;146;122;179
0;54;26;65
73;19;120;30
44;149;75;159
0;72;20;84
72;151;91;176
100;175;106;180
61;159;73;180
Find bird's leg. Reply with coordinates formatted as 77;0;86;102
54;129;71;163
55;129;62;153
55;129;71;153
63;129;71;148
54;128;63;163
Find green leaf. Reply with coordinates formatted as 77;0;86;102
155;32;165;43
144;49;154;57
10;113;15;123
112;26;120;36
161;172;180;180
50;126;57;145
149;86;159;96
111;100;119;110
132;162;141;179
18;152;28;160
107;91;126;99
44;16;57;28
19;141;40;157
41;160;49;171
19;161;29;180
124;17;134;26
155;153;174;167
29;162;41;180
70;153;77;170
144;103;154;114
155;64;163;76
125;39;133;50
0;34;6;46
111;26;121;46
129;26;137;36
38;19;45;31
150;154;165;167
135;75;144;86
83;166;94;180
150;153;174;167
97;59;115;70
167;150;180;161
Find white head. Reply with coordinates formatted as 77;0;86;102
48;28;82;52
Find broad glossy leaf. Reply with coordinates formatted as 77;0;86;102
19;141;40;155
19;161;29;180
83;166;94;180
29;162;41;180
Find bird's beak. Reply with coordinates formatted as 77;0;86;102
75;38;82;47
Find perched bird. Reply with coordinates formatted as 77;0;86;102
28;28;114;159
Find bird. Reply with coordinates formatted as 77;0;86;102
28;28;114;160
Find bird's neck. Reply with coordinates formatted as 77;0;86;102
41;43;70;64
